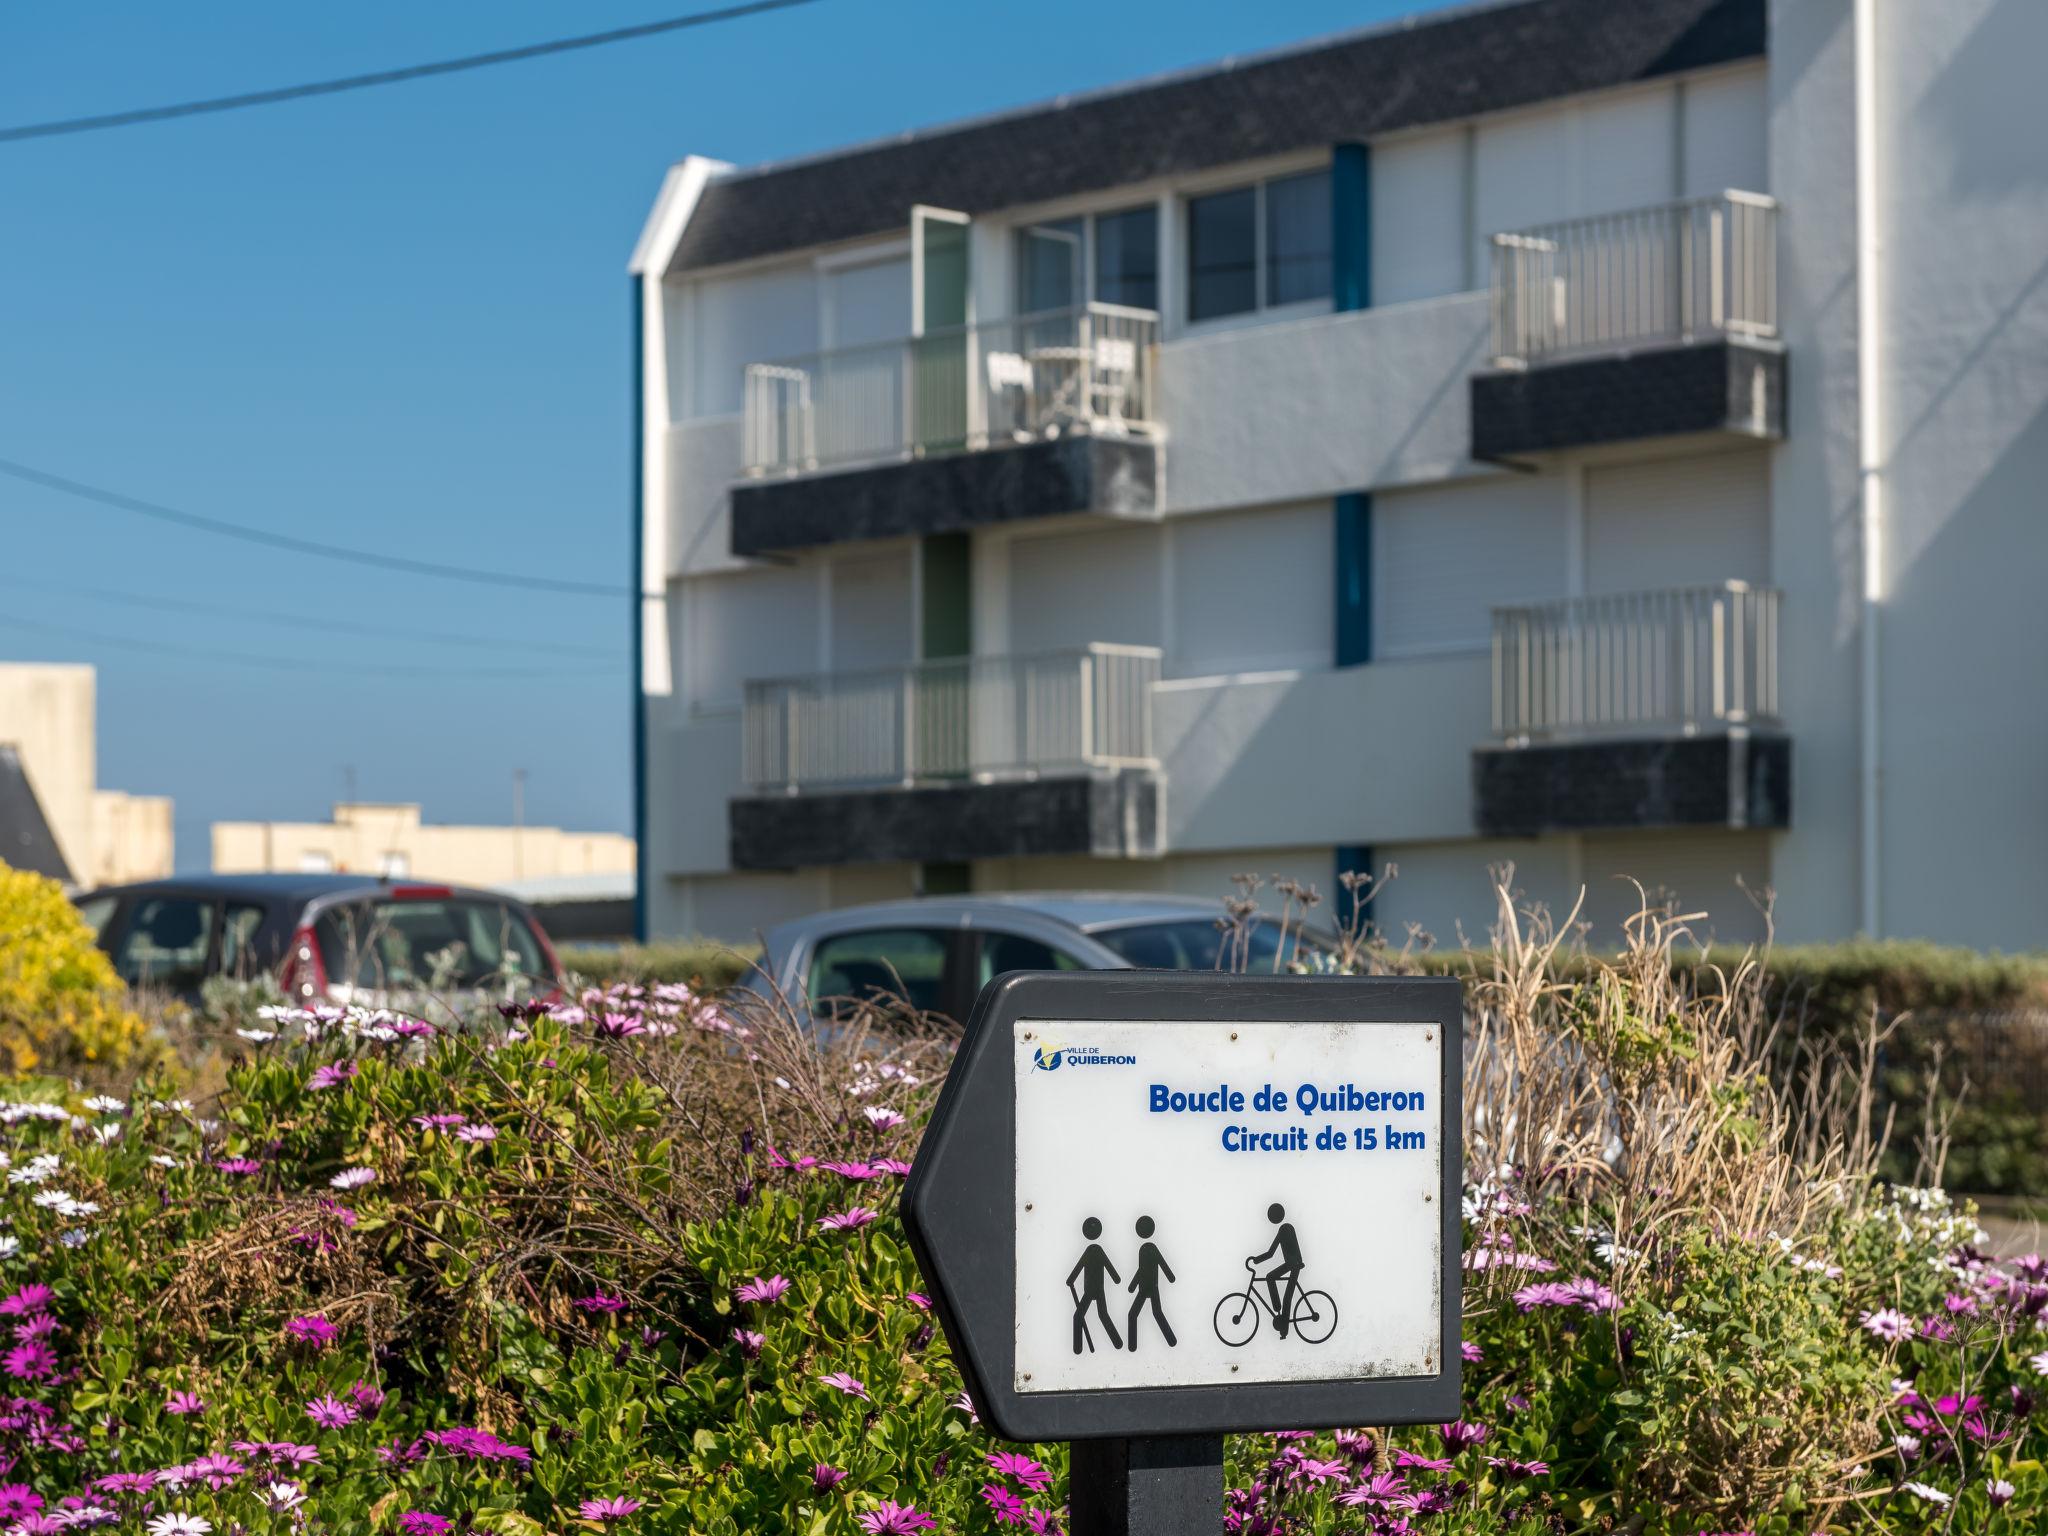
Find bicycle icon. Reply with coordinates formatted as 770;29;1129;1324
1212;1204;1337;1347
1212;1259;1339;1347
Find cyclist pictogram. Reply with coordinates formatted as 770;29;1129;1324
1212;1203;1338;1347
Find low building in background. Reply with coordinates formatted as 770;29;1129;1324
0;663;174;887
212;802;636;893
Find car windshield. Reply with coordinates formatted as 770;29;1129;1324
1091;916;1331;972
314;898;549;991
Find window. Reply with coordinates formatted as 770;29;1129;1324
1187;169;1332;322
1265;170;1333;306
1014;205;1160;314
976;931;1089;988
806;928;953;1016
1187;186;1257;321
75;896;118;941
1092;917;1331;972
113;897;216;989
220;903;268;977
314;899;548;990
1094;205;1160;310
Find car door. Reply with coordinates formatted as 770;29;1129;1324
108;893;222;996
802;925;975;1024
969;927;1097;994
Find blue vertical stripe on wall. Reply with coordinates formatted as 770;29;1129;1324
1332;141;1371;314
630;279;650;945
1335;492;1372;667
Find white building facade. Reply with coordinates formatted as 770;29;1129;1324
630;0;2048;950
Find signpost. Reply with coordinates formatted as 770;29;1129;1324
901;972;1462;1534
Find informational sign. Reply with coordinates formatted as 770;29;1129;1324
903;972;1461;1443
1013;1019;1442;1395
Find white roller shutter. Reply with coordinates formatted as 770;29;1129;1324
1374;475;1570;657
1584;448;1770;596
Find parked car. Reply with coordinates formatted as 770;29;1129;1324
748;893;1333;1022
73;874;564;1005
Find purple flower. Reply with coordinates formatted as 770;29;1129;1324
820;1160;880;1182
164;1391;206;1416
0;1287;51;1319
0;1486;43;1520
411;1113;466;1130
1486;1456;1550;1479
856;1505;937;1535
304;1395;359;1429
456;1124;497;1143
4;1340;56;1381
284;1315;340;1350
1439;1420;1490;1452
399;1515;453;1536
871;1157;914;1176
376;1440;428;1469
733;1329;765;1359
1860;1307;1912;1341
577;1498;642;1521
12;1316;58;1342
349;1381;387;1414
980;1484;1027;1524
423;1427;531;1465
735;1276;790;1305
308;1062;357;1091
907;1291;932;1310
1460;1340;1483;1363
986;1452;1052;1492
595;1013;645;1039
187;1454;245;1489
213;1158;263;1177
817;1208;878;1232
820;1371;868;1400
811;1463;847;1494
574;1292;627;1315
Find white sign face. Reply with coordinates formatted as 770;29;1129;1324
1012;1018;1443;1395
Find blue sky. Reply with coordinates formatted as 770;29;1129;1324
0;0;1437;870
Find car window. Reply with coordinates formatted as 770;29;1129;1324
806;928;953;1016
315;899;548;990
219;903;269;977
1092;917;1330;972
112;897;216;988
74;896;119;942
976;931;1089;987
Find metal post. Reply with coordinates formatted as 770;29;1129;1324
1069;1436;1224;1536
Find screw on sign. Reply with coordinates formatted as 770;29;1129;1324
901;972;1463;1536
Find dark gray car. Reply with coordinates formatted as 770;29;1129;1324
751;892;1331;1021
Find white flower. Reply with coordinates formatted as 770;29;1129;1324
2029;1349;2048;1376
146;1515;213;1536
59;1230;89;1248
8;1155;60;1186
1860;1307;1912;1342
30;1189;73;1209
1902;1481;1952;1505
149;1154;179;1170
329;1166;377;1190
1895;1433;1921;1457
52;1504;114;1527
90;1125;121;1146
81;1096;125;1115
261;1483;305;1512
0;1237;19;1260
236;1029;277;1043
150;1099;195;1114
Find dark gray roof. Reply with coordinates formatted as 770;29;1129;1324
0;745;71;884
671;0;1763;273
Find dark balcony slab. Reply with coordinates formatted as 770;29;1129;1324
1470;337;1785;460
730;767;1164;870
730;434;1159;557
1472;730;1789;837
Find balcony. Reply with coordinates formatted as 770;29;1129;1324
1472;583;1790;836
730;303;1162;557
729;644;1165;869
1471;192;1786;459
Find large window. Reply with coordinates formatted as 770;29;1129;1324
1013;205;1160;314
1187;168;1332;322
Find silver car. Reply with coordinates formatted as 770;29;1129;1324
750;892;1332;1022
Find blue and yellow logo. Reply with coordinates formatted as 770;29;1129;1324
1032;1045;1065;1071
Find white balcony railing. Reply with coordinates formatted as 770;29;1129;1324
1489;191;1778;368
742;303;1159;477
1490;583;1781;743
742;644;1162;794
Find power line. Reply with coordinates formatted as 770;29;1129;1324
0;612;621;680
0;0;828;144
0;576;619;660
0;456;622;598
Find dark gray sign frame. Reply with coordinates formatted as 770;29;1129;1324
901;971;1463;1443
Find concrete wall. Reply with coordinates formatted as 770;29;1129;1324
0;665;96;882
212;803;634;888
1865;0;2048;947
91;792;174;885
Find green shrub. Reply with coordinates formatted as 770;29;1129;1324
558;939;760;993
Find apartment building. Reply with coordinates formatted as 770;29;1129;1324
629;0;2048;950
